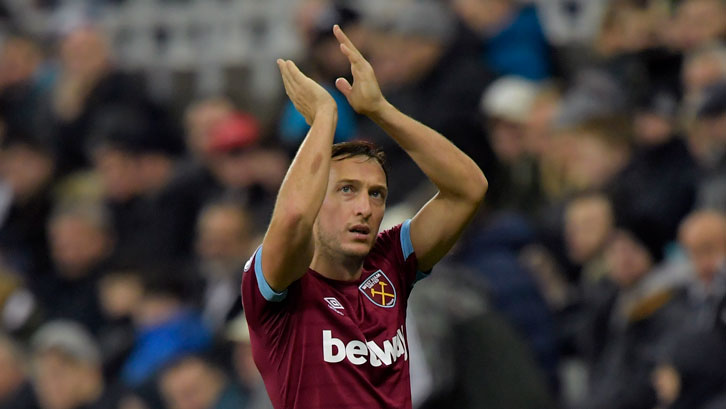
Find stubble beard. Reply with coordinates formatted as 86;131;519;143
314;222;369;264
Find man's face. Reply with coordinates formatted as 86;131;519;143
160;360;223;409
314;156;387;259
674;0;726;49
195;207;251;266
59;27;109;78
32;351;93;409
488;118;527;164
680;215;726;284
565;197;613;264
49;215;110;279
0;342;24;400
0;144;54;201
93;148;141;202
606;231;653;288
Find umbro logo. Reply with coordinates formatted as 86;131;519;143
324;297;345;315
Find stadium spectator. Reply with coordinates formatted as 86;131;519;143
96;266;143;381
89;106;196;262
120;269;211;388
43;25;167;175
681;44;726;115
652;331;726;409
177;104;288;233
667;0;726;51
479;76;543;213
224;313;272;409
0;36;42;94
690;82;726;210
449;0;551;80
408;264;557;409
33;204;113;334
563;118;631;194
195;200;255;331
609;91;698;258
676;210;726;332
30;320;124;409
159;355;247;409
455;214;560;389
0;132;55;276
577;225;688;409
564;192;615;284
0;333;36;409
183;97;236;166
0;36;47;135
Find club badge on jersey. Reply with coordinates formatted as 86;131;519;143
359;270;397;308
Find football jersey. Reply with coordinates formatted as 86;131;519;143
241;220;428;409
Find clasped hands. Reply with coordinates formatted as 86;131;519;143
277;25;387;125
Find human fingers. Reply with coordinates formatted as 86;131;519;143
335;77;352;98
285;60;311;86
333;25;364;64
278;60;296;97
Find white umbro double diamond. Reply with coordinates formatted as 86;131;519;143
324;297;345;315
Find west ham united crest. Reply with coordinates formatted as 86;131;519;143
359;270;396;308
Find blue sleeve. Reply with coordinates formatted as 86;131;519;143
400;219;415;261
400;219;431;283
253;246;288;302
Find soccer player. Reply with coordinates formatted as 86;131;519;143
241;25;488;409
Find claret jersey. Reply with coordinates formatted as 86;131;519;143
241;220;428;409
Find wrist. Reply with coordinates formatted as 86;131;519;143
366;98;394;122
317;98;337;112
313;102;337;123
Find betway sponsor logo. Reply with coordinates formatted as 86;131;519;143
323;327;408;367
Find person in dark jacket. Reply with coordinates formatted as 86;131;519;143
577;223;690;409
609;91;698;251
89;106;193;263
676;210;726;332
652;331;726;409
0;132;55;277
34;204;114;335
41;26;172;175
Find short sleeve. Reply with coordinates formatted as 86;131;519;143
371;220;432;293
241;245;292;333
400;219;431;284
246;246;287;302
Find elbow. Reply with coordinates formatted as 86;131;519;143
469;171;488;204
442;170;488;205
274;205;315;232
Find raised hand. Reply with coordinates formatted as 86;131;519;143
277;59;336;125
332;25;387;117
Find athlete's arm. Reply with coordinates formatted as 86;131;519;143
260;59;337;292
333;26;487;272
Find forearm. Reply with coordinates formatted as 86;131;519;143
261;104;336;290
369;101;487;202
272;104;337;227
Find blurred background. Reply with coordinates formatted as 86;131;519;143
0;0;724;408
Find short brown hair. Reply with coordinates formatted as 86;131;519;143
331;141;388;184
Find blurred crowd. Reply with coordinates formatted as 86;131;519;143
0;0;724;408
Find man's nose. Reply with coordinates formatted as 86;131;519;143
354;194;372;218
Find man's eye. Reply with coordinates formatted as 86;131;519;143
341;185;353;193
371;191;380;198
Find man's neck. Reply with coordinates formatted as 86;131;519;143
310;250;365;282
